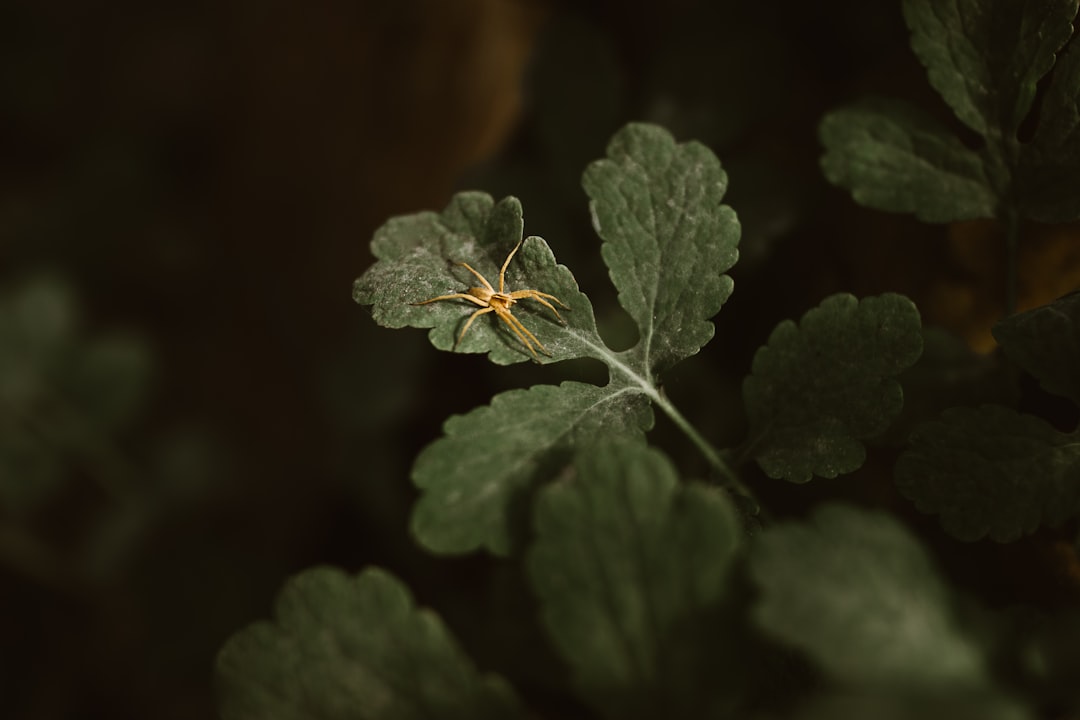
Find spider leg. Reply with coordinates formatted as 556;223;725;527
494;305;550;359
528;290;569;307
497;238;526;293
511;290;568;323
456;306;494;348
456;262;495;294
412;292;490;308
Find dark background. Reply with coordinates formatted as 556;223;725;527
3;1;1079;718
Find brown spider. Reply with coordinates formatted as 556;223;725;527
413;238;568;359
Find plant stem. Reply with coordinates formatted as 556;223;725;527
580;337;761;511
651;390;759;511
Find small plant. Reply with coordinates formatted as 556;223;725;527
410;237;569;360
215;0;1080;718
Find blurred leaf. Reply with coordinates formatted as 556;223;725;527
62;333;152;429
992;291;1080;406
902;0;1076;138
527;441;742;720
743;293;923;482
1019;41;1080;221
0;276;150;512
888;327;1019;444
820;98;996;222
216;566;523;720
895;405;1080;541
0;275;76;409
795;690;1030;720
749;504;987;688
823;0;1080;222
1012;608;1080;708
582;122;740;373
411;382;652;555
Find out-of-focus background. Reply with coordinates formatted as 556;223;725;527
3;1;1079;718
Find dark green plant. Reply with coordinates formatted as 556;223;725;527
215;1;1080;717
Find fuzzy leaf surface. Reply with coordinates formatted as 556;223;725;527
385;125;743;556
895;405;1080;542
411;381;653;555
902;0;1077;138
583;123;740;373
216;566;522;720
992;292;1080;406
749;504;986;688
743;293;923;482
819;99;996;222
353;192;605;365
527;441;741;720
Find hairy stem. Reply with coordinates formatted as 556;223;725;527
579;336;761;512
651;390;759;511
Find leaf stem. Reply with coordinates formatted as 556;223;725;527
651;390;759;511
575;335;761;512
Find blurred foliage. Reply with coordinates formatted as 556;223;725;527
2;0;1079;719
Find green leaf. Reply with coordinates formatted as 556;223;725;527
527;441;742;720
0;276;151;513
62;333;152;429
794;691;1031;720
353;192;604;365
743;293;924;482
749;504;988;688
823;0;1080;224
411;381;653;555
992;292;1080;406
378;126;747;554
895;405;1080;542
887;327;1020;444
1012;608;1080;708
819;99;996;222
582;122;740;373
216;566;522;720
1019;41;1080;221
902;0;1077;138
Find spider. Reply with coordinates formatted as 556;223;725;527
412;238;568;359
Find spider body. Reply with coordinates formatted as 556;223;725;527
413;239;567;359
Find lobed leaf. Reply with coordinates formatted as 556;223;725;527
819;98;996;222
992;291;1080;406
353;192;604;365
1019;41;1080;221
902;0;1077;138
583;123;740;373
887;327;1019;444
743;293;923;482
527;441;742;720
823;0;1080;224
895;405;1080;542
749;504;987;689
216;566;523;720
411;381;653;555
